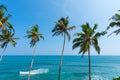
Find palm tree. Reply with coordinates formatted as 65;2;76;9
0;5;14;34
0;30;18;61
25;25;44;80
52;16;75;80
107;11;120;36
72;23;106;80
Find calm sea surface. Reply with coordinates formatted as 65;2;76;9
0;55;120;80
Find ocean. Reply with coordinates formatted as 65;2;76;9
0;55;120;80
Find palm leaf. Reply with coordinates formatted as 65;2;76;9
1;42;8;48
109;22;120;28
39;34;44;40
108;29;120;37
73;41;82;50
94;31;107;38
10;40;17;47
0;5;7;12
92;37;100;54
65;31;71;41
67;26;76;30
93;24;98;31
52;30;63;37
73;38;81;43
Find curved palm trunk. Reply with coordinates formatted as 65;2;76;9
28;44;37;80
0;47;7;62
58;34;66;80
88;48;91;80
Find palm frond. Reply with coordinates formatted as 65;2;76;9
109;22;120;29
72;41;82;50
79;44;87;56
12;38;19;40
4;14;12;21
5;21;13;29
65;16;69;27
107;13;120;28
10;40;17;47
94;31;107;38
81;24;88;34
67;26;76;30
112;14;120;21
73;33;83;36
65;31;71;41
30;40;37;47
93;24;98;31
92;37;100;54
52;30;63;37
1;41;8;48
73;38;81;43
39;34;44;40
108;29;120;37
107;11;120;36
0;5;7;12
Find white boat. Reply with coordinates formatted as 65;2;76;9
19;69;49;75
20;71;37;75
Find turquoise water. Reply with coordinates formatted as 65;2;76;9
0;55;120;80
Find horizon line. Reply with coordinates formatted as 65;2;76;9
4;54;120;56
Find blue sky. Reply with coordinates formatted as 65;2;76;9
0;0;120;55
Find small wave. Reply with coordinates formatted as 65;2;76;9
91;75;109;80
19;68;49;75
83;75;109;80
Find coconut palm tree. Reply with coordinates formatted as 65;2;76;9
52;16;75;80
0;30;18;61
72;23;106;80
107;11;120;36
25;25;44;80
0;5;14;34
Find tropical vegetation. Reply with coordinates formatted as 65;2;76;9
107;11;120;80
0;3;120;80
25;25;44;80
107;11;120;36
72;23;106;80
0;5;17;61
113;77;120;80
0;30;18;61
0;5;14;34
52;16;75;80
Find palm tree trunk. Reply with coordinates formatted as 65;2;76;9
88;48;91;80
28;44;37;80
0;47;7;62
58;34;66;80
